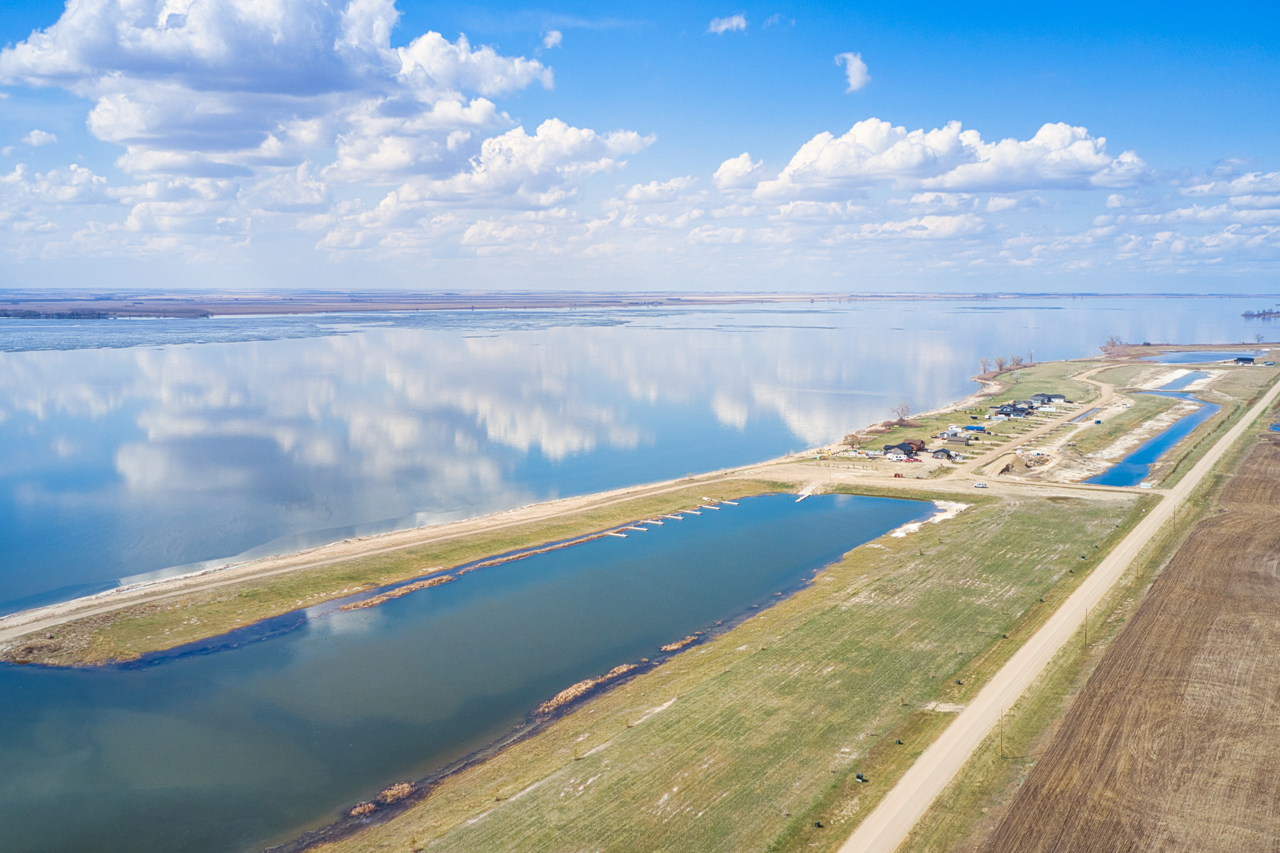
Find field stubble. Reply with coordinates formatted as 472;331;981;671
975;434;1280;853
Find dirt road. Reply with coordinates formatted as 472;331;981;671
836;371;1280;853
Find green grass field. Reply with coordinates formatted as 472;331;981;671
310;487;1152;853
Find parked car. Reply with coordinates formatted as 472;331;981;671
973;482;988;488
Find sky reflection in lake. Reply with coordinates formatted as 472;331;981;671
0;297;1267;611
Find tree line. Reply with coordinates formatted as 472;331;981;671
978;352;1033;375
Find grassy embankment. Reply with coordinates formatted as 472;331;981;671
895;382;1280;853
843;362;1099;457
307;485;1154;853
1064;393;1181;457
11;480;781;667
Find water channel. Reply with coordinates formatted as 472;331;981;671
1085;374;1221;487
0;493;930;853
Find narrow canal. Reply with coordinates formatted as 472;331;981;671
1085;374;1220;487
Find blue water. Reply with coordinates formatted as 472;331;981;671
1141;351;1257;364
1157;371;1208;391
0;493;927;853
0;297;1272;615
1084;391;1221;486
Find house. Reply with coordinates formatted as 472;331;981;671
991;403;1031;418
883;440;924;457
946;435;975;446
932;448;957;460
1031;392;1067;405
1235;356;1256;365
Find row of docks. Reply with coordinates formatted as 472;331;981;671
604;498;739;537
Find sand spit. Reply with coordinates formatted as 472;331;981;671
337;574;452;612
889;501;969;538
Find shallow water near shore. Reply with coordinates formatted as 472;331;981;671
0;493;929;853
0;297;1267;614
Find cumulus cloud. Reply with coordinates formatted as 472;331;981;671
835;52;870;92
713;152;764;190
753;118;1150;201
708;14;747;34
22;129;57;147
543;30;563;49
0;0;553;182
388;119;653;208
624;176;697;203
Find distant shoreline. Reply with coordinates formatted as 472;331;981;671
1;290;1277;320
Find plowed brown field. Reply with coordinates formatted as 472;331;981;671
980;435;1280;852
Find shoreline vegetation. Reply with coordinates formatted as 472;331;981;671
2;341;1278;853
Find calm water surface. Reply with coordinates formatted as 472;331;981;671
0;493;928;853
1085;385;1222;487
0;297;1268;613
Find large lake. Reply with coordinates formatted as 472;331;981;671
0;297;1266;614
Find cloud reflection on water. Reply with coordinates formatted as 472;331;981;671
0;300;1265;610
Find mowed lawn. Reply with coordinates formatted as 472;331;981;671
312;489;1148;853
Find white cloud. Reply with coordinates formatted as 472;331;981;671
851;213;986;240
753;118;1150;201
713;152;764;190
625;176;696;203
708;15;748;34
543;30;563;49
1181;171;1280;197
0;0;553;183
22;129;57;147
0;164;112;206
388;119;653;208
835;52;870;92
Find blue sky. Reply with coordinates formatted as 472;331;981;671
1;0;1278;291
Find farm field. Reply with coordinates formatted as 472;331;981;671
303;487;1149;853
975;434;1280;853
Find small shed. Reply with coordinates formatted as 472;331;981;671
1236;356;1256;365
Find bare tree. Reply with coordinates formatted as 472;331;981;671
994;355;1008;372
891;402;912;422
1257;333;1265;344
1105;334;1123;347
1009;353;1024;368
979;357;991;374
1027;350;1034;365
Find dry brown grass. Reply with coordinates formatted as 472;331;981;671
978;434;1280;853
